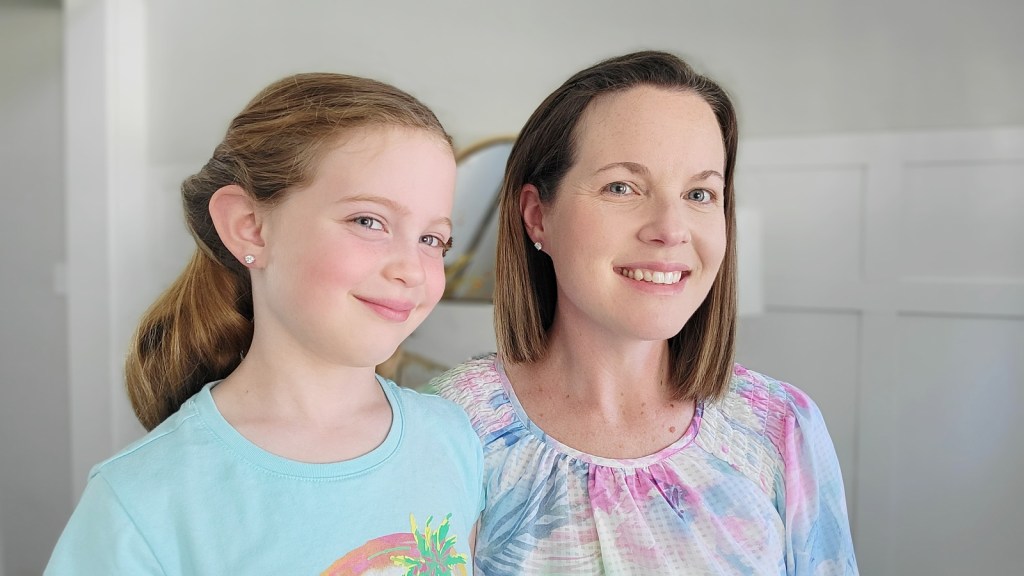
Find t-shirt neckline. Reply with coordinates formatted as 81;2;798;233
195;375;404;479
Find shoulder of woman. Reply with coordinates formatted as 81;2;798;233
696;365;831;498
427;353;524;442
428;353;500;406
716;364;829;451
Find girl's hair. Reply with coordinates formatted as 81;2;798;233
495;50;739;403
126;73;452;431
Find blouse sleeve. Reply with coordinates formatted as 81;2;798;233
45;473;165;575
778;383;859;575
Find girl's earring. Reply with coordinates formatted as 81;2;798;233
534;242;543;251
243;255;255;265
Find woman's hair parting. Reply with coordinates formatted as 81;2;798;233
495;50;739;402
125;73;452;430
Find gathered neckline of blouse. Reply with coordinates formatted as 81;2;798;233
494;355;704;470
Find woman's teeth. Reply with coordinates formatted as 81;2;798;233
619;268;684;285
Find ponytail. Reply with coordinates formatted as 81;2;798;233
125;250;253;430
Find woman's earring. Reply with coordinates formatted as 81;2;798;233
534;242;543;251
243;254;255;265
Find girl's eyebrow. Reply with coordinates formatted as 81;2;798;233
339;194;452;228
338;194;407;213
593;162;724;183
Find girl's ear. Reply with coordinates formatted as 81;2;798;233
520;183;545;246
209;185;265;267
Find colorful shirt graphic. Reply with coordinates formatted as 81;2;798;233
323;514;468;575
434;354;858;575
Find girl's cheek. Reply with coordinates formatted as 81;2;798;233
425;261;447;300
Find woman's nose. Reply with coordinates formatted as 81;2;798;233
637;198;692;246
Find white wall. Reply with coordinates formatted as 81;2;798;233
0;3;69;576
733;128;1024;574
2;0;1021;573
144;0;1024;167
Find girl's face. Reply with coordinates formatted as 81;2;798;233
254;126;456;368
532;86;727;343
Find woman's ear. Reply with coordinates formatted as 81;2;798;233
520;183;545;245
209;185;264;267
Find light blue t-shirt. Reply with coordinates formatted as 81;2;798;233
46;377;484;575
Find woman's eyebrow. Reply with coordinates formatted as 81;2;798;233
594;163;724;183
594;161;650;177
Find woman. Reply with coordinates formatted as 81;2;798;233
433;51;858;574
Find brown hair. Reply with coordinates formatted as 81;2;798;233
495;50;739;402
126;73;452;430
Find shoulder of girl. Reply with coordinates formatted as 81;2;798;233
85;401;199;486
393;381;470;419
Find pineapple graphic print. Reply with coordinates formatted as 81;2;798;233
322;514;468;575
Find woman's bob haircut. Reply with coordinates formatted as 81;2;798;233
494;50;739;402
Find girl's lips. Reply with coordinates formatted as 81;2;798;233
356;296;414;322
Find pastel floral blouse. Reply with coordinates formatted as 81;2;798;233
433;354;858;575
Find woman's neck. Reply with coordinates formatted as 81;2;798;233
503;318;696;459
516;315;675;414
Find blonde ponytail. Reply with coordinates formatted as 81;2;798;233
125;250;253;430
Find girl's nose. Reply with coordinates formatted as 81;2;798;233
383;242;426;286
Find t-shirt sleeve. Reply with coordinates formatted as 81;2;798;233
779;384;859;575
446;396;486;520
45;472;165;575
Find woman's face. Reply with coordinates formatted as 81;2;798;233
527;86;727;343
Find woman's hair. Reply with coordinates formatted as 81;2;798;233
126;73;452;430
495;50;739;403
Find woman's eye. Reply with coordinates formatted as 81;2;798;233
606;182;634;196
354;216;384;230
687;189;714;203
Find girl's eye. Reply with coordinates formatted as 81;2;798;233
606;182;634;196
354;216;384;230
420;235;453;256
687;189;714;203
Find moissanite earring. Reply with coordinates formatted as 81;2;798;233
243;254;255;265
534;242;543;251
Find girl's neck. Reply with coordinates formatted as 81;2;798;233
210;335;394;464
218;354;382;424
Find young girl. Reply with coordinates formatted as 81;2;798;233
46;73;482;575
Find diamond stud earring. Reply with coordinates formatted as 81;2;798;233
534;242;542;251
243;255;255;265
